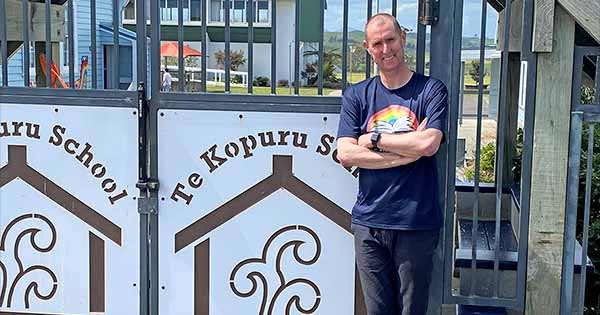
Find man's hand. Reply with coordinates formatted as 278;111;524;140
358;133;373;148
417;117;428;132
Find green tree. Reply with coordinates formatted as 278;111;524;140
469;60;488;85
214;49;246;71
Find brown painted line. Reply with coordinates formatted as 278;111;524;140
354;265;366;315
21;165;121;246
283;176;351;233
89;232;105;313
175;175;279;252
195;239;210;315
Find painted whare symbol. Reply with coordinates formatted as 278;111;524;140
0;213;58;309
229;225;322;315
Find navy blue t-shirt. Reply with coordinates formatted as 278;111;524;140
337;72;448;230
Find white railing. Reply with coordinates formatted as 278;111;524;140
162;65;249;87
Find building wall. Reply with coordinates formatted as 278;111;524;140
1;48;26;86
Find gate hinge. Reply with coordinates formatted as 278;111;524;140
418;0;439;25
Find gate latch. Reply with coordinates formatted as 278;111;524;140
136;180;160;215
418;0;439;25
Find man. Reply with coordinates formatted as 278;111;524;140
162;68;172;92
336;13;447;315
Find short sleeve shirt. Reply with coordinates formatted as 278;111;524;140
337;73;448;230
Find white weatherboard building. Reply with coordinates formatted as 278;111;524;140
1;0;323;88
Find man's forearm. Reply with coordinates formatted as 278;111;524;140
338;143;418;169
377;130;441;157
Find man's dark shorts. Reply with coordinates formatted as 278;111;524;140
352;223;439;315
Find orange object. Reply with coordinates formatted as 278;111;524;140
160;42;202;57
39;53;68;88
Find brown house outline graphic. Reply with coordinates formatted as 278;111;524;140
0;145;122;314
175;154;366;315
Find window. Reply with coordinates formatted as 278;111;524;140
190;0;202;21
124;0;135;20
209;0;270;23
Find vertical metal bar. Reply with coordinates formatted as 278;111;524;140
270;0;277;94
294;0;300;95
0;0;7;86
578;123;594;314
113;0;120;89
136;0;148;89
493;0;512;297
247;0;254;94
516;0;538;307
366;0;372;79
22;0;30;87
201;0;207;92
469;0;488;295
178;0;184;92
91;0;98;89
317;0;324;95
436;0;462;303
459;61;464;125
392;0;397;17
571;48;583;107
342;0;349;91
416;24;426;74
45;0;51;88
151;0;160;99
68;0;75;88
224;0;231;93
594;56;600;105
560;112;583;315
136;83;149;315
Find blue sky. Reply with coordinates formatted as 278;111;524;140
324;0;499;39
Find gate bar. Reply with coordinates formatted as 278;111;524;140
201;0;207;93
416;24;426;74
68;0;75;88
92;0;98;89
136;0;148;89
469;0;488;295
0;0;7;86
178;0;184;92
270;0;276;94
318;0;324;95
594;56;600;106
366;0;372;78
224;0;231;93
578;123;594;314
392;0;397;17
22;0;30;87
294;0;300;95
516;0;538;306
151;0;160;99
247;0;254;94
342;0;349;91
113;0;120;89
560;111;583;315
45;0;51;87
441;0;463;304
493;0;512;297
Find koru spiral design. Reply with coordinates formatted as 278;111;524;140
229;225;322;315
0;213;58;309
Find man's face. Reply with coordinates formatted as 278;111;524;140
363;19;406;73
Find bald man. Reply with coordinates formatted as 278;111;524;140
336;13;448;315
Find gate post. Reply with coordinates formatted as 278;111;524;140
136;82;160;315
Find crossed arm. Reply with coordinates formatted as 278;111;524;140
336;119;443;170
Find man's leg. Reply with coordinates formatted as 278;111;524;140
393;229;439;315
353;224;397;315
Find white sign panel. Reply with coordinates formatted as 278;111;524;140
0;103;139;314
158;110;362;314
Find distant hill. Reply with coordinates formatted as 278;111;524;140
323;31;496;51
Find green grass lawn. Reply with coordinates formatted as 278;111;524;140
203;85;337;96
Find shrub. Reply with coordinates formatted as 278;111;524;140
231;75;243;84
464;141;496;183
252;76;270;87
214;49;246;71
277;79;289;87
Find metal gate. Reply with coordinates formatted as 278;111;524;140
0;0;545;314
561;45;599;315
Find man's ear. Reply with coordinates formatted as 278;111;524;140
362;40;370;56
